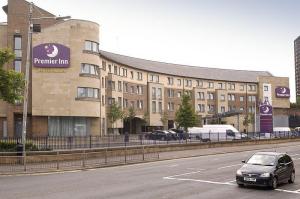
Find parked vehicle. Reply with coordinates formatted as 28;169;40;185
188;125;244;141
145;130;176;141
236;152;295;189
169;128;189;140
273;127;291;138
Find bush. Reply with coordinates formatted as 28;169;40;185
0;141;40;152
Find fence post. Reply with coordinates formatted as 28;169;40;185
89;135;92;149
82;150;86;169
23;155;27;172
56;151;60;170
218;132;219;142
142;145;145;161
105;148;107;164
125;145;127;164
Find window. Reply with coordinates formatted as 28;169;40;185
118;97;122;107
108;65;112;73
123;99;128;108
114;65;118;75
197;80;203;87
118;81;122;92
264;97;269;102
177;91;182;98
177;79;182;86
167;102;174;111
152;87;156;99
248;106;255;113
248;95;256;102
102;78;104;88
137;85;143;94
102;61;106;71
158;102;162;113
81;63;99;76
157;88;162;99
137;72;143;80
208;93;214;100
130;71;134;79
84;40;98;52
240;84;245;91
14;60;21;72
221;106;225;113
264;86;269;91
248;84;256;91
208;82;214;88
102;95;105;105
122;68;127;77
240;96;244;102
152;101;156;113
168;89;174;97
108;81;115;90
137;100;143;109
150;74;159;82
130;101;135;108
218;83;224;89
208;105;215;112
228;94;235;101
124;83;128;92
131;86;135;94
77;87;99;98
185;79;192;87
240;107;244;111
228;83;235;90
220;94;225;101
48;117;89;137
168;77;174;85
197;104;205;112
14;35;22;58
197;92;205;100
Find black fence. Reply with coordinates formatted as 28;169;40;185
0;131;299;151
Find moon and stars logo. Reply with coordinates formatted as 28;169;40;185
275;87;290;98
260;104;272;115
45;44;59;58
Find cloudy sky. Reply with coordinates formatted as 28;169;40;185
1;0;299;101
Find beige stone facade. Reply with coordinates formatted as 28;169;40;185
0;0;291;137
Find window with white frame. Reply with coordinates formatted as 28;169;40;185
221;106;225;113
197;104;205;112
84;40;98;52
220;94;225;101
137;100;143;109
77;87;99;98
137;85;143;94
248;84;256;91
168;77;174;85
157;88;162;99
248;95;256;102
118;81;122;92
240;84;245;91
208;93;214;100
137;72;143;80
152;87;156;99
197;80;203;87
228;83;235;90
167;102;174;111
208;82;214;88
150;74;159;82
228;94;235;101
240;96;244;102
177;79;181;86
208;105;215;112
168;89;174;97
177;91;182;98
152;101;156;113
81;63;99;75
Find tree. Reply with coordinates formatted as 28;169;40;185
291;96;300;108
160;111;168;130
124;107;136;134
0;49;25;104
175;93;197;132
243;113;255;132
142;112;150;132
107;102;124;134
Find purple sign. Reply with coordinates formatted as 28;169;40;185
32;43;70;68
259;100;273;133
275;87;290;98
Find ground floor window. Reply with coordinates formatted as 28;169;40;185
48;117;89;136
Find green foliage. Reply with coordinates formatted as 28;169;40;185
243;113;255;132
0;141;39;152
291;96;300;108
124;107;136;134
142;112;150;126
160;111;168;130
107;102;124;129
0;48;25;104
175;93;197;132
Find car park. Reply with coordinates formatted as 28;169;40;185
236;152;295;189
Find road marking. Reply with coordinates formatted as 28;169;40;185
289;154;300;157
294;189;300;192
225;180;236;184
217;164;242;170
275;189;300;194
164;176;235;186
163;169;206;178
167;164;179;168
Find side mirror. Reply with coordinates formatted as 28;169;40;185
242;160;246;163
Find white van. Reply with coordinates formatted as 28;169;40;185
273;127;291;138
188;125;243;141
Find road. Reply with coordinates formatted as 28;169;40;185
1;143;300;199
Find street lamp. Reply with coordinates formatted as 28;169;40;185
21;2;70;168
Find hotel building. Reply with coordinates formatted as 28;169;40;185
0;0;290;138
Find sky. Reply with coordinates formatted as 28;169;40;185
1;0;300;101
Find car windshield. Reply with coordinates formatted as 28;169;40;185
247;154;276;166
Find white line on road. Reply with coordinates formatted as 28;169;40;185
164;176;235;186
167;164;179;168
217;164;242;170
275;189;300;194
289;154;300;157
163;169;206;178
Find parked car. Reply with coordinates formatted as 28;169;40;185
145;130;176;141
169;128;189;140
236;152;295;189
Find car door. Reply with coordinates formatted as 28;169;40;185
283;155;294;180
276;156;287;183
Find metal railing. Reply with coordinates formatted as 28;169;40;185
0;131;299;151
0;146;159;174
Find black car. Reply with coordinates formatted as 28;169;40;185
146;130;176;141
236;152;295;189
169;128;189;140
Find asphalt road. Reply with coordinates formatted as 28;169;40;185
1;144;300;199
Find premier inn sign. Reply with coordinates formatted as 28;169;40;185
32;43;70;68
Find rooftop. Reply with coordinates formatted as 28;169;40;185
100;50;272;83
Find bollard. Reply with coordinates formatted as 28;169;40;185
56;151;60;170
142;146;145;161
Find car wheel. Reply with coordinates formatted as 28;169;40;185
288;172;295;184
237;183;244;188
271;177;278;189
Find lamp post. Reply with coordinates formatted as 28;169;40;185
21;2;70;167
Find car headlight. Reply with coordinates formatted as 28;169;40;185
236;170;242;176
260;173;270;177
